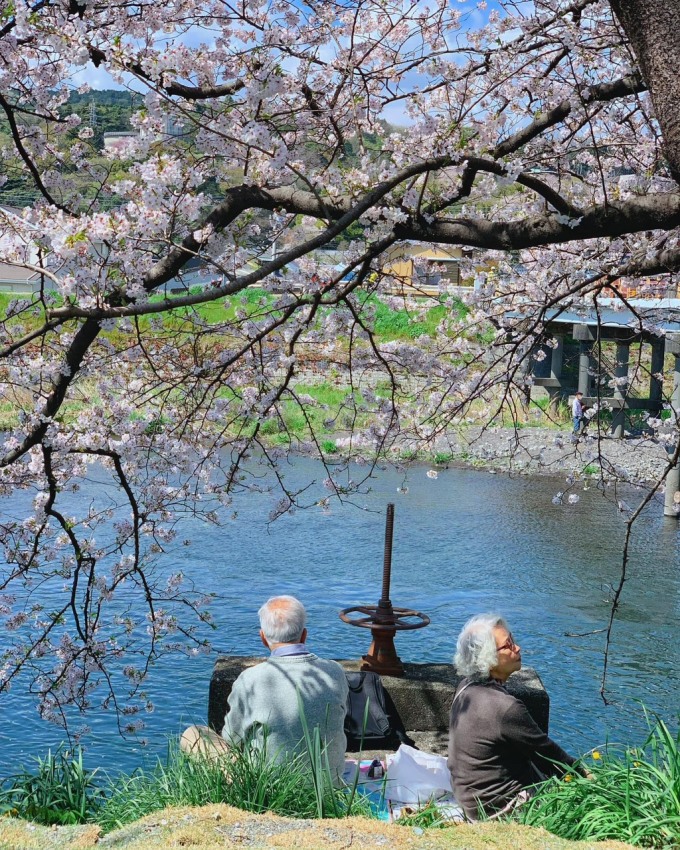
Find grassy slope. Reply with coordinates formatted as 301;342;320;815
0;804;638;850
0;290;458;434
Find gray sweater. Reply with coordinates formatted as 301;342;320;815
222;654;348;783
448;678;577;819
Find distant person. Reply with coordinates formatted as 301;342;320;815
572;391;584;435
448;613;585;820
181;595;348;784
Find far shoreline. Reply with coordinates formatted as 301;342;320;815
300;425;672;493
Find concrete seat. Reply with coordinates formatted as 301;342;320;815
208;657;549;756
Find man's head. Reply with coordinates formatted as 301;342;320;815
258;595;307;648
575;391;583;398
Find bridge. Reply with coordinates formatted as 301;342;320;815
528;298;680;516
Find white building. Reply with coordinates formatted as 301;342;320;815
0;205;42;294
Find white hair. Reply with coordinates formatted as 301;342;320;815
258;595;307;643
454;613;509;679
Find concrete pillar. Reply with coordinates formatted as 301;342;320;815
573;324;597;397
547;335;565;410
578;341;593;396
550;335;564;381
611;341;630;439
664;338;680;518
649;338;665;414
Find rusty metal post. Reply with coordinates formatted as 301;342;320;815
379;503;394;610
362;503;402;675
340;503;430;677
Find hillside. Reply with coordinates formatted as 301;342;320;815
0;89;141;209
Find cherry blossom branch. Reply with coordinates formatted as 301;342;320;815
493;72;646;159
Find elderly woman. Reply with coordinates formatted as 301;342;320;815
448;613;583;820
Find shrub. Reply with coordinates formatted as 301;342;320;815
0;748;103;826
259;416;283;435
515;718;680;847
143;415;167;435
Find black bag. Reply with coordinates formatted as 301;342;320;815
343;671;417;752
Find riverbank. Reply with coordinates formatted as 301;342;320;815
427;427;671;488
312;425;673;491
0;804;638;850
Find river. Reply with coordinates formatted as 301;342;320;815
1;457;679;777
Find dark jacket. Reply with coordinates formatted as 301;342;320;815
447;677;577;819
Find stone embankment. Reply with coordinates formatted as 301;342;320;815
399;427;673;489
0;804;638;850
438;428;672;484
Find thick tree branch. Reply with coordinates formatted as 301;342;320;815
400;192;680;250
610;0;680;181
0;318;102;466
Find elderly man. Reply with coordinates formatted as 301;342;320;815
181;595;348;784
448;613;584;820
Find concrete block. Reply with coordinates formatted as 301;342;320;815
531;377;562;388
208;656;550;738
572;323;596;342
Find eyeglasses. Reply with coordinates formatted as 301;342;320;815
496;635;518;652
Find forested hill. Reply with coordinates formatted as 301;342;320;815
0;90;388;211
0;90;143;208
67;89;144;140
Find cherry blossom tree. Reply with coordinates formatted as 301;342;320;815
1;0;679;727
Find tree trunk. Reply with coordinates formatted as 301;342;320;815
609;0;680;184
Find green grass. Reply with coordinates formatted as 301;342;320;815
515;717;680;847
394;797;454;829
248;383;370;443
8;717;680;844
432;451;453;465
522;397;570;429
371;300;459;341
1;738;372;833
0;287;459;342
99;743;366;832
0;748;104;826
297;382;351;407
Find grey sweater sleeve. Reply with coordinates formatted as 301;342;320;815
501;698;577;773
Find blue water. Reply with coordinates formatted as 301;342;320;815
1;457;679;777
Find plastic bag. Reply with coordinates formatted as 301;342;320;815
383;744;453;803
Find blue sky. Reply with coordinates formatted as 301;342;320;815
71;0;501;96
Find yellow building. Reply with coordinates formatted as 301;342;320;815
381;243;470;295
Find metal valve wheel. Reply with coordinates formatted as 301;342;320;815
339;605;430;631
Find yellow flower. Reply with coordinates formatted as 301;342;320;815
633;761;641;768
564;774;573;782
592;751;602;760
